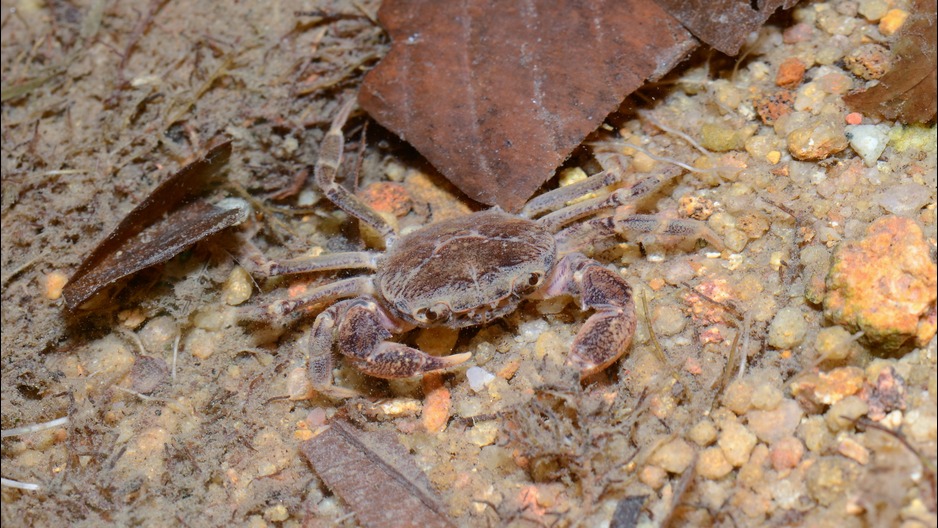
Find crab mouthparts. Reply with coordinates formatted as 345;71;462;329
459;295;519;326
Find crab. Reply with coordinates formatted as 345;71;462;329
250;100;722;397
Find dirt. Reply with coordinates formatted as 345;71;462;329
2;1;936;527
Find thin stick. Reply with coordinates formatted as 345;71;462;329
2;416;69;438
171;332;181;383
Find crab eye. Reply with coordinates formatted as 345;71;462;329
417;303;450;323
527;273;542;287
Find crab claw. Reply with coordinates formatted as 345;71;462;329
353;346;471;379
547;254;637;378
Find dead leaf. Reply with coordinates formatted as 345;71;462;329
655;0;800;55
845;0;937;123
63;140;247;309
300;420;453;528
360;0;797;211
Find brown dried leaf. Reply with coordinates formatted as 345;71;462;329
300;420;453;528
845;0;938;123
655;0;800;55
63;141;246;309
360;0;797;211
359;0;695;212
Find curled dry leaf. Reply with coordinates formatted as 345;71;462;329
845;0;938;123
300;420;453;528
63;140;248;309
360;0;798;211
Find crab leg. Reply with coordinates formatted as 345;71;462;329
556;212;723;254
315;99;397;246
611;213;724;251
538;253;636;378
307;297;471;396
239;276;374;320
264;251;379;277
538;166;681;232
520;169;624;218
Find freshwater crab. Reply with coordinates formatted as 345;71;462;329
251;100;722;397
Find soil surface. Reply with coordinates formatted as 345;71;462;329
2;1;936;527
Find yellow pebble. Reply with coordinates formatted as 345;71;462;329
878;9;908;35
766;150;781;164
294;429;314;441
44;271;69;300
118;309;147;329
223;266;253;306
559;167;587;186
631;151;657;173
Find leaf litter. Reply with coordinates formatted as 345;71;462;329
2;1;937;527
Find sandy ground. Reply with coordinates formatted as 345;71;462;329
2;1;936;527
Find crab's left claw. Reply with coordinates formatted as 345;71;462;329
546;254;637;378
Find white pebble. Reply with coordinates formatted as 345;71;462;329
845;124;889;167
466;367;496;392
876;183;931;216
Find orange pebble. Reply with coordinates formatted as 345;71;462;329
845;112;863;125
775;57;806;88
421;373;451;433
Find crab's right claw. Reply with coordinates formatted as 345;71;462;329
336;299;471;379
557;255;637;378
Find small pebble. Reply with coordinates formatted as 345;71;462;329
878;8;908;35
44;271;69;300
806;456;861;506
678;195;715;221
664;260;695;285
138;316;178;354
858;0;888;21
639;465;668;489
689;420;718;446
737;443;768;487
790;366;866;406
185;329;216;360
357;181;412;217
422;374;451;433
118;309;147;329
696;447;733;480
263;504;289;523
466;367;496;392
129;355;169;394
825;395;869;431
747;399;804;443
799;415;834;453
751;384;783;411
768;306;808;349
837;437;870;465
700;122;756;152
755;90;795;124
845;124;889;166
875;183;931;216
787;117;848;160
814;326;857;362
782;22;814;43
80;335;135;395
467;421;498;447
844;44;891;80
652;304;687;337
415;327;459;356
775;57;806;88
723;379;755;415
649;438;695;474
817;72;853;95
769;436;805;471
718;421;757;467
222;266;253;306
